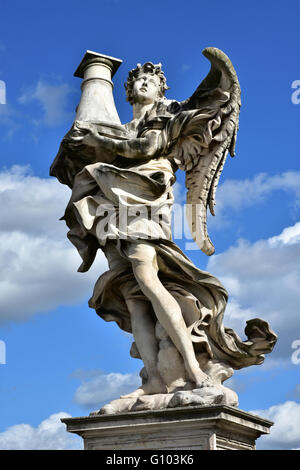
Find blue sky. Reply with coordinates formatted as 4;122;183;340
0;0;300;450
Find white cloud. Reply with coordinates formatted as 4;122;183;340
0;231;104;323
73;370;141;408
171;171;300;244
211;171;300;227
0;166;107;324
207;221;300;360
250;401;300;450
0;412;82;450
0;165;69;238
269;222;300;246
19;80;76;127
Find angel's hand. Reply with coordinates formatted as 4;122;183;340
74;121;119;153
71;121;101;148
67;132;99;148
62;121;110;151
73;120;98;137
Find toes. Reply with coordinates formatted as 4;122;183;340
196;377;214;389
120;388;145;399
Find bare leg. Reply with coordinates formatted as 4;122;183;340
128;243;211;388
120;299;167;398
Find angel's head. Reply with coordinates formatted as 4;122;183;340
125;62;169;105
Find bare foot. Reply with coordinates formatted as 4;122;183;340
185;360;214;389
120;388;146;399
194;375;214;388
120;376;167;399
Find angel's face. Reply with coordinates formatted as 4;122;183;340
132;73;160;105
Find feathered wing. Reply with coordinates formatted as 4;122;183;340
164;47;241;255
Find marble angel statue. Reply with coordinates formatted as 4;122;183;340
50;47;277;412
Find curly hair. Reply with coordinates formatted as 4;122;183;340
124;62;169;105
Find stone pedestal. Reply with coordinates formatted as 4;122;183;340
61;405;273;450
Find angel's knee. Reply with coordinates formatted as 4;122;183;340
127;243;158;269
132;260;158;287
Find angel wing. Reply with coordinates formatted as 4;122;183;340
164;47;241;255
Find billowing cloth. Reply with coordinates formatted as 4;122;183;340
63;155;175;272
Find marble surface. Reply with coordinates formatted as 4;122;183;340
62;405;273;450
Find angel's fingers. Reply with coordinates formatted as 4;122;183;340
74;120;89;128
74;121;95;132
78;121;99;136
70;135;84;142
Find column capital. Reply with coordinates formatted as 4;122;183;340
74;50;122;79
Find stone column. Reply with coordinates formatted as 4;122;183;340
74;50;122;123
74;50;127;139
50;50;128;186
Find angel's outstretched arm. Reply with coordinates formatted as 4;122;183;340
66;121;162;159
